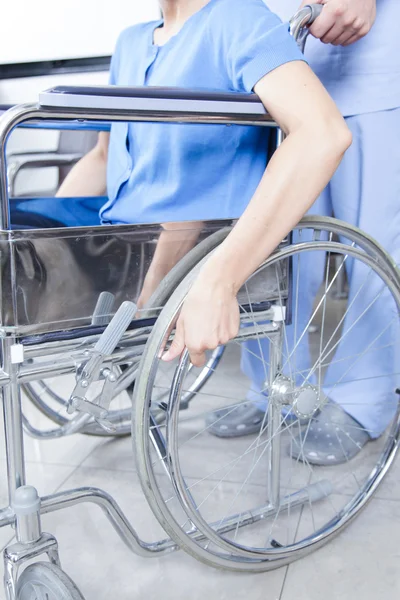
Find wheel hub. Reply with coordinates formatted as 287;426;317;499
270;375;323;418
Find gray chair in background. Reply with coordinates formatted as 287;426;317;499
7;128;98;197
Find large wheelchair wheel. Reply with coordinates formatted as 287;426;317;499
22;229;229;437
134;217;400;571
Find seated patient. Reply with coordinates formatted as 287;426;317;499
57;0;351;459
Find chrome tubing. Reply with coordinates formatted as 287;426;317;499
0;346;142;388
0;105;274;229
290;4;323;52
2;337;26;504
40;487;179;558
22;413;93;440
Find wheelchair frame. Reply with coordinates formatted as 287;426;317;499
0;47;284;600
2;4;399;597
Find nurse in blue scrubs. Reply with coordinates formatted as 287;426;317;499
227;0;400;464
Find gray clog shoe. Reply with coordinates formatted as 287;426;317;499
205;402;267;438
290;401;371;466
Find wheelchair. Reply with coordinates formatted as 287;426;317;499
1;6;400;598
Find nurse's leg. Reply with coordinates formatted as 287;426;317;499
326;108;400;437
291;108;400;464
207;188;332;437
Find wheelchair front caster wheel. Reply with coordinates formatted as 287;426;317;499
16;562;85;600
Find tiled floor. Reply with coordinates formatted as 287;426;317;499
1;371;400;600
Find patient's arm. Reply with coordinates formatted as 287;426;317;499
56;132;109;197
137;221;204;309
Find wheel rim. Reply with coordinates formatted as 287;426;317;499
135;218;400;569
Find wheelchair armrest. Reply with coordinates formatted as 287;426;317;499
37;6;322;117
39;85;267;116
7;152;82;196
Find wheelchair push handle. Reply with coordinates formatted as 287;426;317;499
289;4;323;52
301;3;323;23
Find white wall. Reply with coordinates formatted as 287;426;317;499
1;0;160;196
0;70;109;105
1;0;160;64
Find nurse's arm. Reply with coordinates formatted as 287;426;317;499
56;132;109;197
163;60;352;367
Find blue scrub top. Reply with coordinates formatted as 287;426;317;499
101;0;304;225
266;0;400;117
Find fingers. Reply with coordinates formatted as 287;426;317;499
342;32;362;46
319;23;342;44
161;319;207;366
161;295;240;367
162;321;185;362
331;30;360;46
308;2;335;40
307;1;373;46
162;340;206;367
161;323;223;368
326;16;368;45
187;350;207;368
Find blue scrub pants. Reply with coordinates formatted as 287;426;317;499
242;107;400;438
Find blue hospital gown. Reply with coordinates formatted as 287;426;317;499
101;0;305;225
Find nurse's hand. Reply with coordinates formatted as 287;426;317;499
161;271;240;367
300;0;376;46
